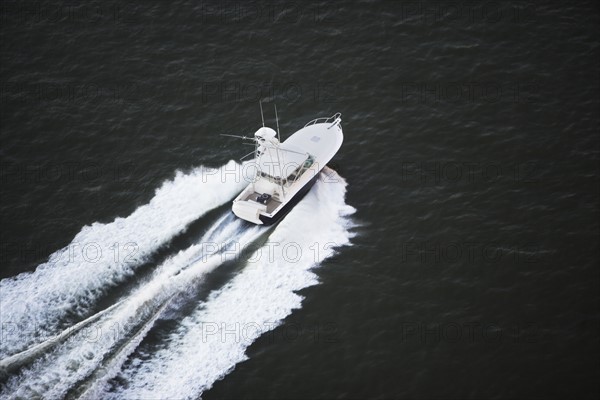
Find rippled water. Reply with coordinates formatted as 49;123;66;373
1;1;598;399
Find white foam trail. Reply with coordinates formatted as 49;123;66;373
0;161;246;358
0;218;265;400
0;301;121;375
106;168;355;399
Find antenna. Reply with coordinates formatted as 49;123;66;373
274;104;281;142
220;133;255;141
259;100;265;127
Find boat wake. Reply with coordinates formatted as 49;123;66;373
0;161;246;359
0;165;354;400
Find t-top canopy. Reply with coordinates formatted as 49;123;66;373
256;143;309;179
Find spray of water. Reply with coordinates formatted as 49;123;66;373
0;167;354;400
0;161;245;358
105;168;355;399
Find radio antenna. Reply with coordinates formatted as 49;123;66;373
259;100;265;127
274;104;281;142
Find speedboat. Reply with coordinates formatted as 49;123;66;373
228;109;343;225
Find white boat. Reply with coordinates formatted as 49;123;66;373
228;110;343;225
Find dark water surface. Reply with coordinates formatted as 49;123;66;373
1;1;599;399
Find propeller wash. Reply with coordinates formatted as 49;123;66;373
0;157;354;399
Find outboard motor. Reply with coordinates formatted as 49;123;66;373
257;193;271;204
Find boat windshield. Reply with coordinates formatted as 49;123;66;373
258;155;314;186
259;171;284;185
285;155;314;185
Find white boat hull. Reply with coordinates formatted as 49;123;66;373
232;114;343;225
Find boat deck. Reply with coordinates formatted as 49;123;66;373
243;192;282;214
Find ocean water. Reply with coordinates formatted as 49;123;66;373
1;1;598;399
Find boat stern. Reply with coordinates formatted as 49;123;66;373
232;200;266;225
